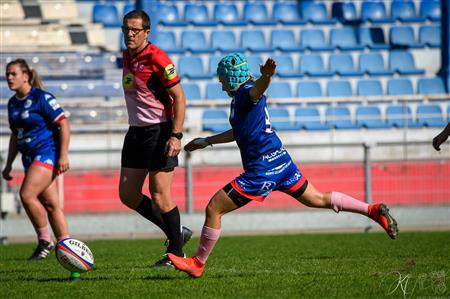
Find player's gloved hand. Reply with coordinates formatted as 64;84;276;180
184;137;211;152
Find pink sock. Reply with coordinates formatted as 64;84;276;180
36;226;51;243
57;235;70;242
330;192;368;215
195;226;221;264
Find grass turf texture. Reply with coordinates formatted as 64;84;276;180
0;231;449;298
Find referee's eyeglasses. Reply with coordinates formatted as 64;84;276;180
121;26;146;35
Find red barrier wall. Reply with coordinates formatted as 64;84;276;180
7;160;449;213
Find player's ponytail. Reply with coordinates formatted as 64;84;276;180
29;68;44;90
6;58;44;90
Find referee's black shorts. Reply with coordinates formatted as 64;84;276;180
121;121;178;171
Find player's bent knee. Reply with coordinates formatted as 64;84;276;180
19;190;35;204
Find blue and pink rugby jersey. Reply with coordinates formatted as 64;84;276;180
7;87;65;170
122;43;180;126
228;81;306;201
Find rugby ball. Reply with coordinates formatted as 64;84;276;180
55;238;94;273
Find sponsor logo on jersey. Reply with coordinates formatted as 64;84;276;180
132;62;144;72
163;64;177;80
21;110;29;119
265;161;292;175
262;148;287;162
48;99;60;111
123;73;134;89
24;99;32;108
285;172;302;186
259;181;276;197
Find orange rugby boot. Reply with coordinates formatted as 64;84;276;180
167;253;205;278
368;203;398;239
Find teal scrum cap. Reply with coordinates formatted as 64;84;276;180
217;53;252;92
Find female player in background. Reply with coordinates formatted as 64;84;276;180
168;53;398;278
2;59;70;260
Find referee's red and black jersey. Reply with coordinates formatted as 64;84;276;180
122;43;180;126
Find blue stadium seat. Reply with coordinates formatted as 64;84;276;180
386;105;416;128
387;79;414;96
156;4;187;26
178;57;210;80
206;83;228;100
361;1;395;23
420;0;441;22
325;106;358;129
330;27;364;51
359;27;389;50
202;109;231;132
0;84;11;99
271;30;303;52
389;26;424;48
301;2;336;24
332;2;358;24
327;80;353;97
273;55;301;78
417;77;446;95
183;83;201;101
391;0;425;22
123;3;135;16
92;4;121;27
181;31;213;54
211;30;242;53
184;4;217;26
208;55;222;76
267;82;292;99
357;79;383;97
241;30;273;52
416;104;445;127
214;3;247;26
243;3;276;26
329;54;363;77
119;33;126;51
389;51;425;75
300;54;333;77
296;81;322;98
273;3;305;25
46;80;123;98
359;53;394;76
295;107;328;130
356;106;391;129
268;107;297;131
247;55;263;76
151;32;183;54
419;26;441;48
300;29;333;52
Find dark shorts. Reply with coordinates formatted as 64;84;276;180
121;122;178;171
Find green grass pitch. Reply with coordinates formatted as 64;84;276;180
1;231;449;298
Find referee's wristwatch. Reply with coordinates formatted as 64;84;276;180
170;132;183;140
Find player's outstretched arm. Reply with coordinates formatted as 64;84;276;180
249;58;276;102
184;129;234;152
432;121;450;151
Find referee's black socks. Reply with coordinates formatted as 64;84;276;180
136;195;168;236
161;207;184;257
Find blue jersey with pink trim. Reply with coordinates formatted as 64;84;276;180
230;81;290;171
7;87;65;155
229;81;306;201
